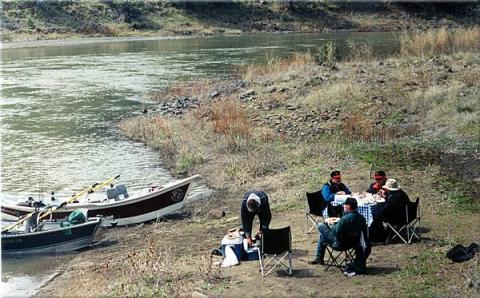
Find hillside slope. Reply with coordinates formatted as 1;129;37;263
2;1;479;42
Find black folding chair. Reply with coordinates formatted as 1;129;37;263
386;197;421;244
257;226;293;277
324;232;362;271
305;192;327;234
325;246;355;271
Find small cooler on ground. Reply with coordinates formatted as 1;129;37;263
243;246;259;261
221;234;244;261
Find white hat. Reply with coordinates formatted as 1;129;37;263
382;178;401;191
246;193;261;212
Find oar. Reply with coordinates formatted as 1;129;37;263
38;175;120;221
1;175;120;234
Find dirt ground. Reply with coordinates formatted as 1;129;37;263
38;185;480;297
36;36;480;297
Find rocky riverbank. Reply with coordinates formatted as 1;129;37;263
38;29;480;297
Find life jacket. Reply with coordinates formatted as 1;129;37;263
326;180;348;194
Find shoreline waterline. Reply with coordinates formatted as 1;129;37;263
0;29;399;50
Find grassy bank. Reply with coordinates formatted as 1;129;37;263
118;27;479;295
2;1;479;42
39;28;480;297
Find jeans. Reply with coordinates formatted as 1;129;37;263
315;223;336;259
352;245;371;273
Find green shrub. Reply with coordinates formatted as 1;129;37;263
314;41;340;67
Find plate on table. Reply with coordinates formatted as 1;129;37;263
334;195;349;203
325;217;340;226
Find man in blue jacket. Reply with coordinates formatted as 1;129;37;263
321;170;352;217
309;197;370;276
240;191;272;246
321;170;352;203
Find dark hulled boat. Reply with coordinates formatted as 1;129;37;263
2;217;102;256
2;175;199;227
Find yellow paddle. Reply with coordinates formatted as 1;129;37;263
1;175;120;234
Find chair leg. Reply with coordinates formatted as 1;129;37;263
288;252;292;275
258;249;265;277
325;248;341;270
418;218;422;241
407;219;421;243
386;224;408;244
407;223;410;243
263;253;291;277
306;215;320;234
325;248;354;271
306;215;310;234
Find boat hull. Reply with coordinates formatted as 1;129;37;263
1;175;197;227
1;218;101;256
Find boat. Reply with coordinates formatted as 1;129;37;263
2;216;102;256
1;212;19;221
1;175;199;227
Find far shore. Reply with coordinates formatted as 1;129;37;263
1;34;196;50
1;29;381;50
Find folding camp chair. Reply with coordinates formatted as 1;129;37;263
386;197;421;244
324;231;364;271
325;246;355;271
305;191;327;234
257;226;293;277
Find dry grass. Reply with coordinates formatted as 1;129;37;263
347;40;375;62
341;112;377;142
301;81;364;111
119;116;178;159
240;53;313;82
210;99;251;149
111;236;225;297
149;80;219;102
399;27;480;57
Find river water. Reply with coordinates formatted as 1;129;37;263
0;32;397;296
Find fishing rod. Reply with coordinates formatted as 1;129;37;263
2;175;120;234
38;175;120;221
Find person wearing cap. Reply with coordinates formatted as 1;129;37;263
367;170;387;194
240;191;272;246
309;197;370;276
369;178;412;242
321;170;352;203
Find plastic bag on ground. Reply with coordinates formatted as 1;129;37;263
220;245;239;267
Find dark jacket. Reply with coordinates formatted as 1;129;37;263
333;210;369;249
321;181;351;203
379;189;411;224
240;191;272;238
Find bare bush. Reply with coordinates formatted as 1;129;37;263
113;237;225;297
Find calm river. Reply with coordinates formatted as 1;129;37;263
0;32;397;296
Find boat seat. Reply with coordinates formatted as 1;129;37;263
106;184;129;201
25;211;40;233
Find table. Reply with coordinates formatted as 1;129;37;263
322;194;385;227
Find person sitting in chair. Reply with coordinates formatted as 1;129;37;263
320;170;351;217
367;170;387;194
240;191;272;246
379;179;412;223
369;178;412;242
321;170;352;203
309;197;370;276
